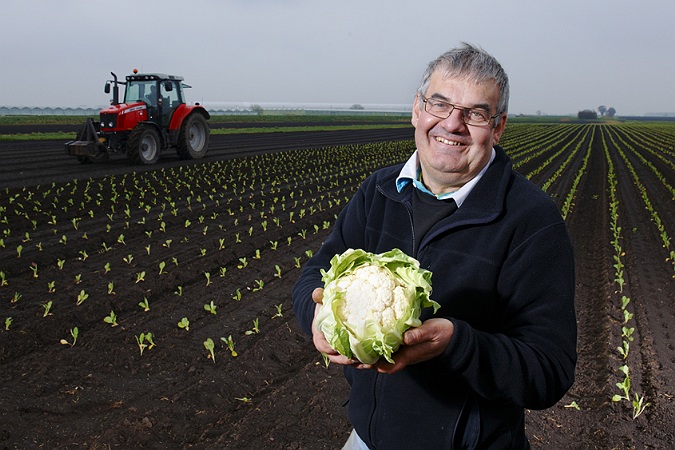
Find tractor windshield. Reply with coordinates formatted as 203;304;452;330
125;81;158;106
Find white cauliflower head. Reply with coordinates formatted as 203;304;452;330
315;248;438;364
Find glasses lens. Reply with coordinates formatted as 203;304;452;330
464;109;490;126
425;98;451;118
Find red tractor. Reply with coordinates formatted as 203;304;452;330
66;70;210;164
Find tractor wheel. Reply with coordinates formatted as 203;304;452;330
176;114;209;160
127;126;160;165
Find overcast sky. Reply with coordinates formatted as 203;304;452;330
1;0;673;116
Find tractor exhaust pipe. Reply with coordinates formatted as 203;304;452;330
105;72;121;105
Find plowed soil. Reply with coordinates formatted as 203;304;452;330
0;124;673;449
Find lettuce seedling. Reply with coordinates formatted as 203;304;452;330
177;317;190;331
204;338;216;363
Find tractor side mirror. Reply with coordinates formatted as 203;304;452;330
104;81;111;94
164;81;173;92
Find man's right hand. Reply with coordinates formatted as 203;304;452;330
310;287;370;368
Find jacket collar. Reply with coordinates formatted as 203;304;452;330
380;146;513;227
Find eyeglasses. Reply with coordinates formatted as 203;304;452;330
421;95;500;126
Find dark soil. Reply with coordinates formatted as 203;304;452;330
0;124;673;449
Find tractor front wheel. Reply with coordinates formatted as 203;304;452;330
127;126;160;165
176;114;209;160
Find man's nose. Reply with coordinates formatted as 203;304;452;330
439;107;467;131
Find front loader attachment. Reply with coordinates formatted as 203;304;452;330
65;118;107;160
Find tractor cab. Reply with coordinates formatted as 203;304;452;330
118;73;186;127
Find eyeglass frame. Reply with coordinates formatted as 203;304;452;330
420;95;501;127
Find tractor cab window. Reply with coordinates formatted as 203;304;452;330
161;81;181;109
125;81;158;106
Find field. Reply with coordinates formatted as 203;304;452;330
0;121;673;449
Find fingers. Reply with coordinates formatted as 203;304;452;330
312;287;324;304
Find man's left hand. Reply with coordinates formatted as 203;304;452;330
373;318;454;374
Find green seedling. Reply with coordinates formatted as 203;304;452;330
138;297;150;312
135;332;155;355
632;394;650;420
204;301;218;315
204;338;216;363
42;301;53;317
60;327;79;347
4;317;12;331
174;286;183;296
274;265;282;278
232;288;242;301
564;401;580;410
123;254;134;264
74;274;82;284
613;365;631;402
47;281;55;293
57;259;65;270
103;311;118;327
204;272;211;286
30;262;38;279
76;289;89;306
107;281;115;295
221;335;238;357
252;279;264;291
273;304;283;318
177;317;190;331
16;244;23;258
135;271;146;283
159;261;166;275
245;318;260;335
103;262;111;274
235;396;252;403
0;271;7;286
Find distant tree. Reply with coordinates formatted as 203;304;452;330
578;109;598;120
598;105;607;117
350;104;364;110
250;104;264;115
606;107;616;118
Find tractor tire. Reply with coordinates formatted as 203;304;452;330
127;126;160;165
176;114;209;160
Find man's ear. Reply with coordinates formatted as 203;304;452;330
492;114;507;143
411;94;421;128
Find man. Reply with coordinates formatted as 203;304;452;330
292;43;577;449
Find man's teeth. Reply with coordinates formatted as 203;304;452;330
435;137;462;146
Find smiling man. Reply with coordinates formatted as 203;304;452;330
293;43;577;449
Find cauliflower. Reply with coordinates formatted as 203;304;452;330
315;248;439;364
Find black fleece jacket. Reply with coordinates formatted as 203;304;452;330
292;147;577;449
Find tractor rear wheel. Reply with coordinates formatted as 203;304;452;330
176;114;209;160
127;126;160;165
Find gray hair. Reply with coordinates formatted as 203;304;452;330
417;43;510;119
